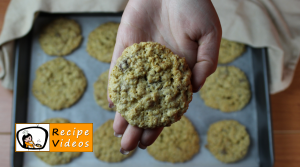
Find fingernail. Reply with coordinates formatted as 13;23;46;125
114;132;122;138
120;148;130;155
109;103;115;108
138;142;147;150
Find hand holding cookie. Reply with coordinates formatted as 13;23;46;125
107;0;222;153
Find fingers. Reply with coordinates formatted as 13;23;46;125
113;113;163;152
113;113;143;152
191;61;212;92
113;112;128;136
192;32;221;92
139;127;164;149
121;124;144;151
119;125;163;152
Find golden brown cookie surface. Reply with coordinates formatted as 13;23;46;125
109;42;193;128
218;38;245;64
32;58;87;110
94;70;115;111
86;22;119;63
206;120;250;163
147;116;200;163
200;66;251;112
39;18;82;56
41;118;70;123
93;120;134;162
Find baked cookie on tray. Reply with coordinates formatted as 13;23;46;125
35;118;82;165
108;42;193;128
147;116;200;163
94;70;115;111
200;66;251;112
86;22;119;63
206;120;250;163
93;120;134;162
218;38;246;64
32;58;87;110
40;117;70;123
39;18;82;56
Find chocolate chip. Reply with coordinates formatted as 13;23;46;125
239;79;246;82
176;147;182;151
147;101;155;108
220;149;227;155
220;68;229;78
119;59;128;71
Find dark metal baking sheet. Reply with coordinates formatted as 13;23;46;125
11;12;273;167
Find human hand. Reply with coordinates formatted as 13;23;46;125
108;0;222;154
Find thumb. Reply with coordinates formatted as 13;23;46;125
192;32;221;92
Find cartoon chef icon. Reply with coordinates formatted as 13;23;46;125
21;130;42;148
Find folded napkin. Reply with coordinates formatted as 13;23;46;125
0;0;299;94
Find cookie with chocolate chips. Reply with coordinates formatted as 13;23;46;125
32;58;87;110
109;42;193;128
218;38;245;64
39;18;82;56
94;70;115;111
200;66;251;112
86;22;119;63
206;120;250;163
93;120;135;162
147;116;200;163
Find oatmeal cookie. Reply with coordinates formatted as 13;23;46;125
40;117;70;123
147;116;200;163
200;66;251;112
32;58;87;110
218;38;245;64
206;120;250;163
109;42;193;128
86;22;119;62
35;118;82;165
39;18;82;56
93;120;134;162
93;70;115;111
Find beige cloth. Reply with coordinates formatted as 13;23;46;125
0;0;300;94
212;0;300;94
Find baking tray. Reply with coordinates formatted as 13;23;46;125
11;12;274;167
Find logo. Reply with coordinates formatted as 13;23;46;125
15;124;49;152
15;123;93;152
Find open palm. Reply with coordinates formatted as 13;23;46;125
108;0;222;153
